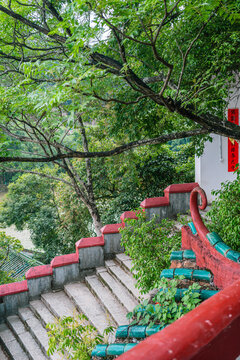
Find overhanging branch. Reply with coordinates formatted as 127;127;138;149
0;128;208;163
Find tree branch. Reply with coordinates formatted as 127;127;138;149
0;128;209;163
0;4;66;43
2;167;73;186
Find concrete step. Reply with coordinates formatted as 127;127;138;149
6;315;47;360
85;274;128;326
30;299;56;328
64;282;115;335
97;268;138;313
18;307;62;360
105;260;148;301
0;323;28;360
115;253;135;275
0;343;9;360
41;290;78;319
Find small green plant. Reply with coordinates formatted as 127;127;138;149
47;313;114;360
120;209;181;293
208;173;240;251
127;277;201;328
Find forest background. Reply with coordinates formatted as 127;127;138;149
0;0;239;263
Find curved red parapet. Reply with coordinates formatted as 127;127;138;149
117;278;240;360
190;186;209;240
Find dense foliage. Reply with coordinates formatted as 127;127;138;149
47;313;113;360
0;0;238;240
208;173;240;252
0;143;193;260
127;277;201;327
120;210;182;293
0;173;91;262
0;231;23;284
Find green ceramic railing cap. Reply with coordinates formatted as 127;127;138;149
214;242;231;256
124;344;137;352
206;232;223;246
174;268;193;279
116;325;128;338
129;326;147;339
160;269;173;279
175;288;217;301
200;290;218;300
91;344;107;357
170;251;183;261
146;325;164;336
192;269;211;282
107;344;128;356
188;222;197;235
226;249;240;262
183;250;196;260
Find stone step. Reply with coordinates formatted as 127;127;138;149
0;343;9;360
30;299;56;328
115;253;134;275
41;290;78;319
0;323;28;360
64;282;115;335
85;274;128;327
18;306;62;360
97;268;138;313
105;260;148;301
6;315;47;360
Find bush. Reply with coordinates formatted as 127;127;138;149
120;210;182;293
208;174;240;251
127;277;201;328
47;313;114;360
0;231;23;284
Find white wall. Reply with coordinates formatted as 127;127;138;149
195;84;240;202
195;134;237;203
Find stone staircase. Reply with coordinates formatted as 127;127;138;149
0;254;150;360
91;248;219;358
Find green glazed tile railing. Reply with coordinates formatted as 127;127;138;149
174;288;218;301
116;324;164;339
170;250;196;261
189;223;240;264
188;221;197;235
160;268;212;282
91;343;137;357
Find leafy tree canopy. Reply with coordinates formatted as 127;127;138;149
0;0;239;166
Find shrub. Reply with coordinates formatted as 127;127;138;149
208;174;240;251
47;313;114;360
120;210;182;293
127;277;201;328
0;231;23;284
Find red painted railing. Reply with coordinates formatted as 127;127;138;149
118;186;240;359
118;278;240;360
